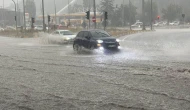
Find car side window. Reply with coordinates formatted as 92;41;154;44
84;32;89;37
77;32;84;38
88;32;93;38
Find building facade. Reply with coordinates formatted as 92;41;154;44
0;8;23;27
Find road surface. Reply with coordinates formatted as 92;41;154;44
0;29;190;110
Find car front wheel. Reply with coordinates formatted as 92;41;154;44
73;43;82;53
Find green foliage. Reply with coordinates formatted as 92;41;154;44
100;0;115;18
25;0;36;18
162;4;182;22
70;4;83;13
83;0;88;7
144;1;158;23
110;2;137;26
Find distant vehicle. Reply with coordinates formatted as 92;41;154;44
52;30;76;43
57;25;68;30
153;23;159;27
153;22;165;27
34;25;43;31
131;22;143;28
73;29;120;52
162;22;167;26
26;26;31;30
5;26;16;30
0;27;4;31
169;21;180;26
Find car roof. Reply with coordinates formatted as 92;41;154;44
80;29;106;32
56;30;70;32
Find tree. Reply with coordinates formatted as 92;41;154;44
83;0;93;9
25;0;36;18
143;1;158;24
100;0;115;21
162;4;182;23
111;7;122;26
124;2;137;25
111;2;137;27
70;4;83;13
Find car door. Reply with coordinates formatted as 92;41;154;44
83;31;91;49
76;32;84;46
88;32;95;49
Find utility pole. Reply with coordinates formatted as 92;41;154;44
88;0;91;29
54;0;57;24
122;0;124;27
150;0;153;30
129;0;132;30
2;0;5;27
68;0;70;27
104;12;108;31
42;0;45;32
142;0;145;30
12;0;18;35
93;0;96;29
23;0;26;35
17;0;20;26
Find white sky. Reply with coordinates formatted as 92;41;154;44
0;0;21;8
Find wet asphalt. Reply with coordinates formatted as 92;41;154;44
0;29;190;110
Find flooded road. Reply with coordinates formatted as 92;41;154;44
0;29;190;110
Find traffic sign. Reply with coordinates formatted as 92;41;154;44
157;16;160;20
92;17;96;22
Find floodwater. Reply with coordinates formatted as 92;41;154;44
0;29;190;110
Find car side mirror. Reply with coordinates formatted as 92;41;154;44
85;36;91;40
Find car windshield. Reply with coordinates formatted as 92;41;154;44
60;31;74;35
91;30;110;38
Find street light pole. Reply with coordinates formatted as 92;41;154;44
23;0;26;34
142;0;145;30
16;0;20;26
2;0;5;27
122;0;124;27
150;0;153;30
68;0;70;26
54;0;57;24
88;0;91;29
42;0;45;32
93;0;96;29
2;0;4;9
12;0;18;35
129;0;132;30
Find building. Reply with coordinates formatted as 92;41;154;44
38;11;102;26
0;8;23;27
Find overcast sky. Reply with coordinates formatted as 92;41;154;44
0;0;14;7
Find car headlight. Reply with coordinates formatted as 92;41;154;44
97;40;103;43
66;38;71;40
116;39;120;42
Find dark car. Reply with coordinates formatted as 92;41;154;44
73;30;120;52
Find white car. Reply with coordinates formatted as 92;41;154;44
131;22;143;28
153;22;164;27
5;26;16;30
52;30;76;43
0;27;4;31
169;21;180;26
34;25;43;31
